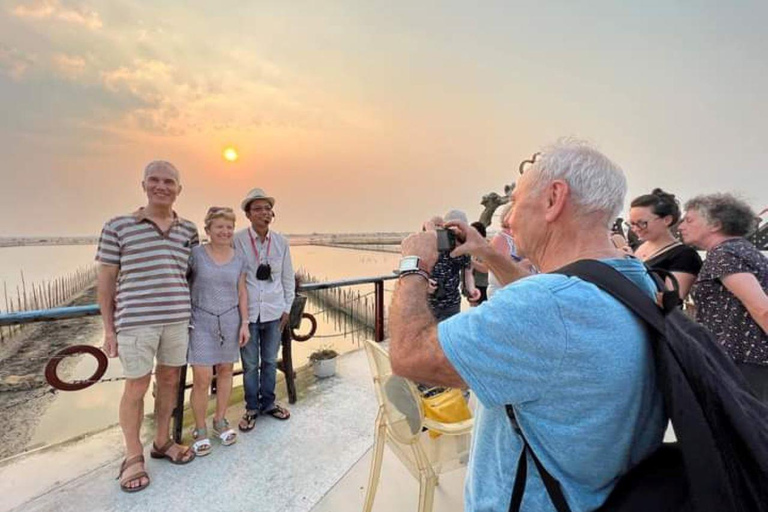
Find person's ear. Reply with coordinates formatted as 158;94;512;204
544;180;568;222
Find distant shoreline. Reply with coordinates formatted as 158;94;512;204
0;232;410;248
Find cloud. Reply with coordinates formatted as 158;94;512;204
96;56;345;136
0;45;35;80
101;58;172;103
51;53;86;80
12;0;103;29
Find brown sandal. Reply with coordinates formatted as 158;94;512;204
150;439;196;465
117;454;150;493
264;404;291;420
239;411;257;432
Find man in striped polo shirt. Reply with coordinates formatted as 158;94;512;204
96;160;199;493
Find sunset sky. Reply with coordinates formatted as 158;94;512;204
1;0;766;236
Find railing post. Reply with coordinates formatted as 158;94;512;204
172;364;188;443
374;280;385;342
281;326;297;404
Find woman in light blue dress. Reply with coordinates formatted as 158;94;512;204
188;207;250;455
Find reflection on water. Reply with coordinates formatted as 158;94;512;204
20;245;400;450
0;245;98;296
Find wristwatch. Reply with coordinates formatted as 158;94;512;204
397;256;430;281
397;256;422;274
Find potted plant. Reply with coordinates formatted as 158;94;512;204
309;347;339;378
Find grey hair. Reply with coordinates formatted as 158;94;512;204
526;139;627;226
143;160;180;182
684;193;757;237
443;209;468;224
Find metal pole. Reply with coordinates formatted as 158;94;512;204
172;364;188;443
374;280;385;342
281;326;297;404
210;365;218;395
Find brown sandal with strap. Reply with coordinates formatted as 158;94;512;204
265;404;291;421
150;439;196;465
117;454;150;493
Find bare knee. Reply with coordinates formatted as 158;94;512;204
215;363;234;379
155;365;182;387
192;367;213;389
123;375;151;401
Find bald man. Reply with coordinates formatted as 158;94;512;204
96;160;199;493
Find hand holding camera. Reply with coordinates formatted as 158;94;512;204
442;220;487;259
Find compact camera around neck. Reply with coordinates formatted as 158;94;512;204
256;263;272;281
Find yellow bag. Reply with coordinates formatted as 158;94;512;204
420;388;472;438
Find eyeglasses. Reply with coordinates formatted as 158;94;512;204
249;205;273;213
518;152;541;175
625;218;656;230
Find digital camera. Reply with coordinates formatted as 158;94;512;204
436;228;457;253
256;263;272;281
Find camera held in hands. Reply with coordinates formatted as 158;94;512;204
256;263;272;281
436;228;457;253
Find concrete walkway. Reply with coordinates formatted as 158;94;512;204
2;349;382;512
1;348;467;512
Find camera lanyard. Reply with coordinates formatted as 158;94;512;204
247;228;272;265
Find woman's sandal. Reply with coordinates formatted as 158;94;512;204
238;411;257;432
117;454;150;493
213;418;238;446
191;427;212;456
150;439;196;465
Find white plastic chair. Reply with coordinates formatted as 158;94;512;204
362;339;473;512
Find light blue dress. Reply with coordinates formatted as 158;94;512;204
188;246;247;365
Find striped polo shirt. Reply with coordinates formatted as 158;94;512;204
95;209;199;331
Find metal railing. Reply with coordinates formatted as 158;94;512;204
0;273;397;442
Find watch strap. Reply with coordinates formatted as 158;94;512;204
398;269;431;282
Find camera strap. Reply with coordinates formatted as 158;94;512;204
247;228;272;265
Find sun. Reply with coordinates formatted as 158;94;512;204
223;147;239;162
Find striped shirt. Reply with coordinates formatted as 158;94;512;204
95;209;199;331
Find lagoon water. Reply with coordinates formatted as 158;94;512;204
0;244;400;452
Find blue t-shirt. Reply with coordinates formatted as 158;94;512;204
438;258;666;512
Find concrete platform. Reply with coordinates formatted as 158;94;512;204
0;348;466;512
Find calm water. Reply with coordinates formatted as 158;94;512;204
0;244;400;451
0;245;98;303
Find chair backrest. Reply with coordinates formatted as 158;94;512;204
364;339;424;445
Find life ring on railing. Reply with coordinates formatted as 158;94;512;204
45;345;108;391
291;313;317;342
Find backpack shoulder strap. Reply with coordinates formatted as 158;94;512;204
507;259;670;512
506;406;572;512
555;259;667;334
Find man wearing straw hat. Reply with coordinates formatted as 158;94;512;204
96;160;199;493
234;188;295;432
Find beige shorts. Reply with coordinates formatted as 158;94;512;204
117;322;189;379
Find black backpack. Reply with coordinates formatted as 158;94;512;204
506;259;768;512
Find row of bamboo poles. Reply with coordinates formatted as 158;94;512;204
297;270;380;340
0;265;98;342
